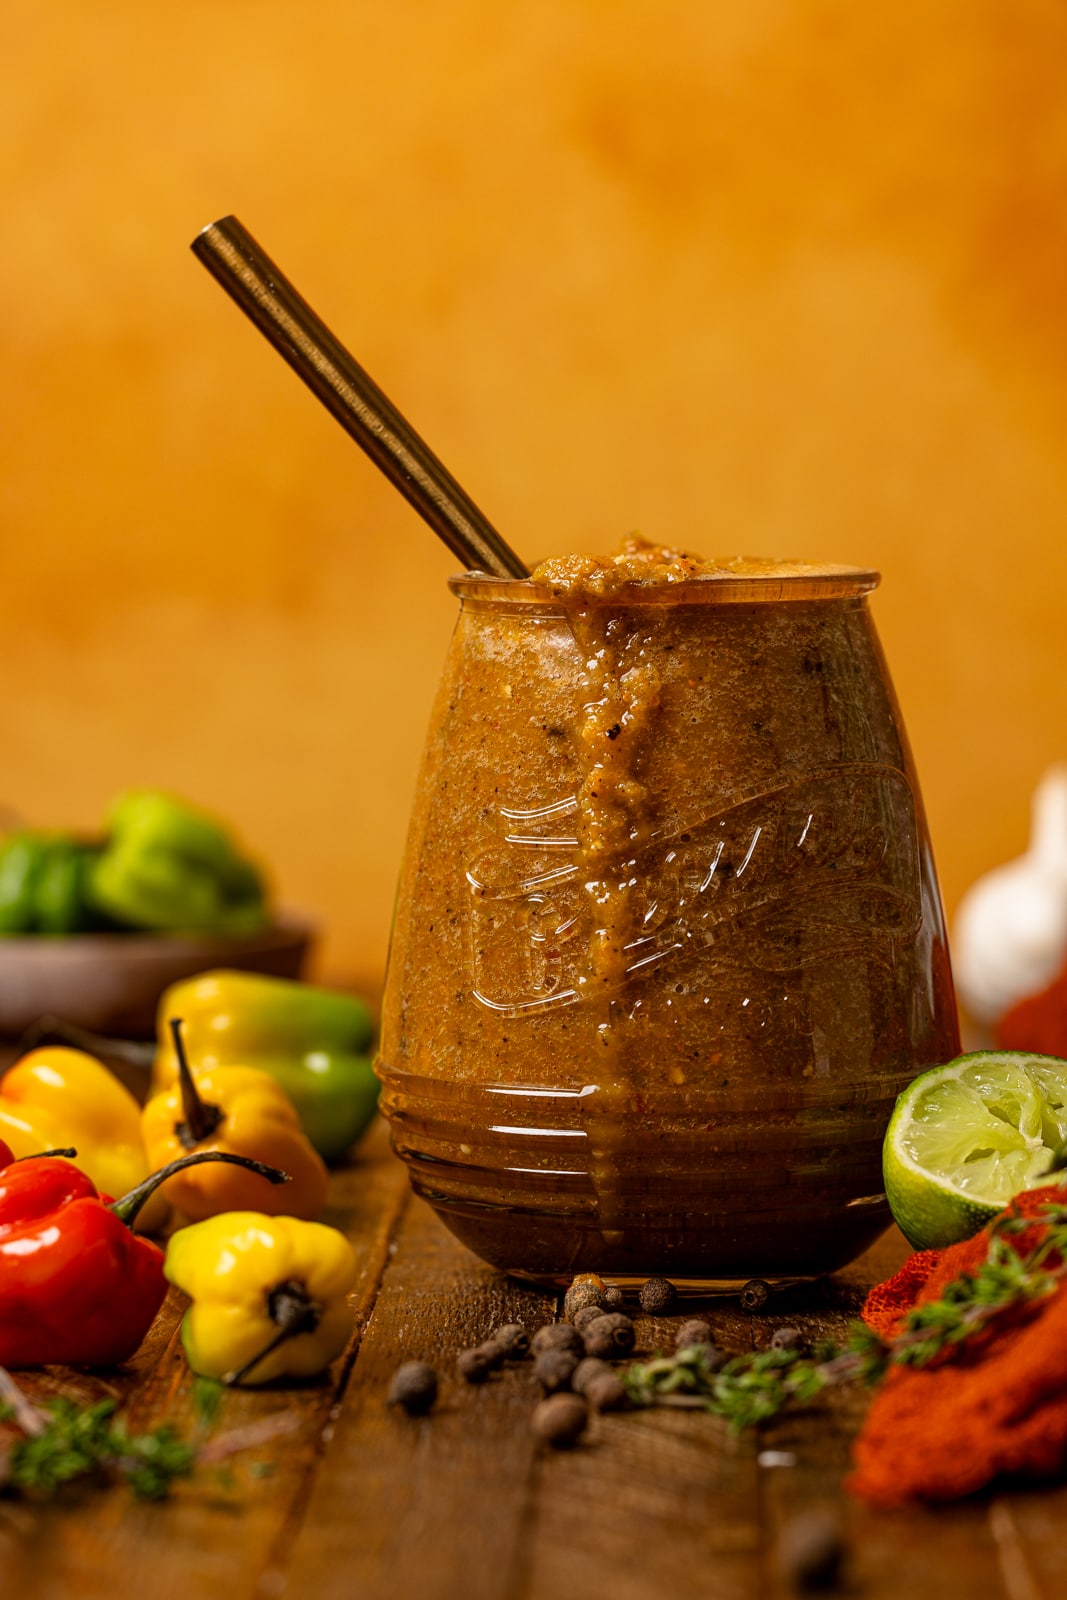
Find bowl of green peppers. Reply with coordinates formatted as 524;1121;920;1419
0;791;313;1037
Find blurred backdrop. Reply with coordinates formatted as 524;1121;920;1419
3;0;1067;996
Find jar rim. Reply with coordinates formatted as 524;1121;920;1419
449;565;880;606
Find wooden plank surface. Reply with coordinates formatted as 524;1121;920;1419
0;1054;1065;1599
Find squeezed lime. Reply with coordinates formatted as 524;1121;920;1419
883;1050;1067;1250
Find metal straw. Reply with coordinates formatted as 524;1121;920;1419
191;216;528;580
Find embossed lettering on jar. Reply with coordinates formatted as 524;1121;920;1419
377;553;959;1284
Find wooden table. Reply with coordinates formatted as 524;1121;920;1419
0;1103;1061;1599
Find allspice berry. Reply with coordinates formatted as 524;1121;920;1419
740;1278;771;1312
601;1284;626;1312
771;1325;805;1354
585;1371;627;1411
702;1344;732;1374
582;1312;636;1359
573;1303;611;1334
531;1322;584;1358
563;1274;607;1322
531;1393;588;1448
675;1318;714;1351
387;1361;438;1415
457;1343;501;1384
638;1276;678;1316
775;1509;846;1591
571;1356;613;1396
491;1323;530;1359
534;1348;579;1393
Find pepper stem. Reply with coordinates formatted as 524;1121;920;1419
14;1147;78;1161
110;1150;290;1230
223;1280;322;1386
170;1016;223;1146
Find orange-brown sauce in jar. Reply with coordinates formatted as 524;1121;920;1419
378;541;959;1284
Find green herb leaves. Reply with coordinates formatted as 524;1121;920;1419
623;1341;843;1430
624;1199;1067;1432
1;1396;195;1500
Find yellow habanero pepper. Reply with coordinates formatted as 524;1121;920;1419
0;1048;167;1230
164;1212;356;1385
141;1019;328;1224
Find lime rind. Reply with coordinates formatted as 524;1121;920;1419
883;1050;1067;1251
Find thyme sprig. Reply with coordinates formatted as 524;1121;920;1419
623;1341;849;1429
624;1198;1067;1430
855;1200;1067;1380
0;1395;196;1500
0;1369;301;1500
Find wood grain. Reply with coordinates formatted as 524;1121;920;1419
0;1116;410;1600
0;1083;1066;1600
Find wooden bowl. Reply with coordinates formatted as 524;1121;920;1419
0;916;315;1040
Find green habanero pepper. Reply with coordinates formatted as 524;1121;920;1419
87;791;267;934
0;833;102;935
152;970;379;1164
35;838;106;934
0;834;50;933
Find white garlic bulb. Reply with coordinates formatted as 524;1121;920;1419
953;765;1067;1025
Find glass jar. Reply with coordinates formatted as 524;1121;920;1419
377;567;959;1285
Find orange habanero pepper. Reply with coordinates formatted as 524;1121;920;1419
141;1018;328;1223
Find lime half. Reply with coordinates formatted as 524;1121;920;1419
883;1050;1067;1251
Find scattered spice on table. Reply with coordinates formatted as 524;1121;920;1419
573;1302;612;1333
531;1323;583;1358
638;1276;678;1316
849;1184;1067;1505
562;1273;607;1321
775;1508;847;1593
675;1318;713;1351
388;1362;439;1415
535;1348;580;1393
531;1393;587;1448
456;1344;499;1384
581;1312;635;1359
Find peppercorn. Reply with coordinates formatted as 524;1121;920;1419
638;1276;678;1316
740;1278;771;1312
585;1371;627;1411
702;1344;732;1374
457;1343;501;1384
770;1325;805;1354
531;1393;588;1448
775;1509;846;1591
601;1284;625;1312
582;1312;635;1359
535;1348;579;1393
531;1322;584;1357
675;1318;714;1351
387;1361;438;1415
571;1356;613;1395
490;1322;529;1358
563;1274;607;1322
573;1303;611;1334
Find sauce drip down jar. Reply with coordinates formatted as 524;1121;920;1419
377;566;959;1284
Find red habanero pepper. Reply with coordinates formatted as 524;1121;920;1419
0;1142;289;1368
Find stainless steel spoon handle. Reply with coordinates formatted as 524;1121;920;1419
192;216;528;580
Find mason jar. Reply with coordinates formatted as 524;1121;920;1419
377;565;959;1285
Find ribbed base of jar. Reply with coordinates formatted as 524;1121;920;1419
411;1182;891;1282
379;1062;898;1281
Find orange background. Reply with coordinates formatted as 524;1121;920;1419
3;1;1067;998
